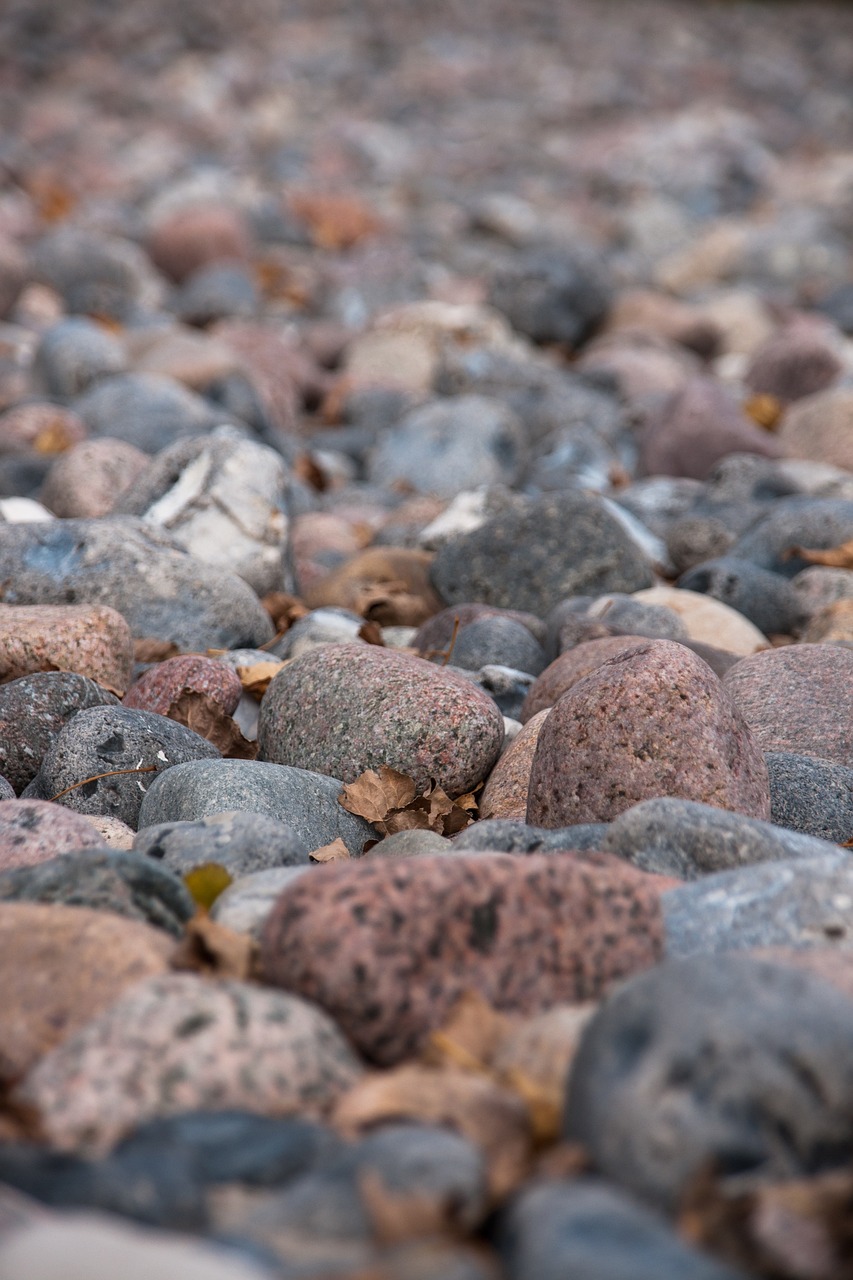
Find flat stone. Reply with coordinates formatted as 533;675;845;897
632;586;768;655
0;672;119;794
0;800;105;869
258;644;505;797
260;852;668;1065
14;973;363;1156
527;640;770;826
0;604;133;694
123;656;242;718
480;709;549;820
768;751;853;843
133;811;310;877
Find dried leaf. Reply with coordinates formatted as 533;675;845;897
172;911;255;980
423;991;515;1073
310;838;351;863
289;190;383;251
134;638;180;663
167;691;258;759
340;765;417;826
294;452;330;492
182;862;233;910
358;1169;454;1243
357;620;385;646
261;591;310;634
784;539;853;569
235;661;287;701
352;583;433;628
339;767;478;839
744;393;783;431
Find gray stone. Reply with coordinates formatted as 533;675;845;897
677;557;807;635
0;672;120;795
430;490;654;616
487;244;613;348
173;262;259;326
665;513;737;575
437;616;547;676
731;496;853;578
137;759;375;857
452;818;609;853
602;797;840;880
210;866;311;938
529;424;622;493
0;777;12;801
450;663;537;721
565;954;853;1211
32;318;127;398
768;751;853;844
584;594;688;641
30;227;163;322
270;608;368;661
0;848;194;937
0;517;274;649
364;830;453;858
133;810;310;877
792;566;853;619
73;372;217;454
663;853;853;955
23;705;219;830
614;476;704;541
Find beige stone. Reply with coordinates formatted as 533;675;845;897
633;586;767;656
480;710;549;821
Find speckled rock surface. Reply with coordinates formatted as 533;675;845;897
480;709;550;820
723;644;853;767
260;852;669;1065
520;636;650;723
730;497;853;579
768;751;853;843
0;672;119;795
0;800;105;869
676;557;807;636
452;818;610;854
14;974;364;1156
133;810;310;876
527;640;770;827
258;644;505;797
0;902;172;1084
0;604;133;694
123;656;242;718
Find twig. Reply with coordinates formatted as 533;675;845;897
49;765;158;802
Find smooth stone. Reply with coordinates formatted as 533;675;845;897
23;705;219;830
0;903;172;1084
768;751;853;843
85;815;135;849
723;644;853;766
583;593;688;641
638;376;781;481
30;227;161;321
527;640;770;826
258;644;504;797
665;512;737;574
0;673;119;795
452;819;610;853
663;853;853;956
0;517;275;650
40;439;149;519
437;616;547;677
565;955;853;1211
800;597;853;644
777;387;853;472
430;490;654;617
123;656;242;718
134;811;310;877
730;496;853;578
602;796;843;880
676;557;807;636
73;372;216;454
260;852;667;1065
520;636;651;723
0;801;105;869
138;760;375;857
487;243;613;347
0;604;133;694
146;203;253;284
0;848;195;937
14;974;364;1156
172;262;259;326
412;603;547;656
32;318;127;398
270;607;369;661
452;663;536;721
363;830;452;858
479;709;549;821
632;586;768;655
210;867;311;938
744;322;841;404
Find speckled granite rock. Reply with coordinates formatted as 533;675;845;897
777;387;853;472
0;604;133;694
133;811;310;877
258;644;505;797
520;636;650;723
723;644;853;767
260;852;669;1065
0;800;105;869
0;902;172;1084
480;709;549;820
730;497;853;579
0;672;119;795
527;640;770;827
0;777;13;801
14;974;364;1155
768;751;853;843
123;656;242;717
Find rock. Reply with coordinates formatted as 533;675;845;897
133;811;310;877
172;262;259;326
639;376;781;481
123;656;242;718
665;513;737;574
0;235;25;319
24;705;219;829
723;644;853;766
730;496;853;578
479;710;549;821
768;752;853;843
258;644;504;797
500;1180;744;1280
412;604;546;656
137;759;374;857
663;853;853;956
270;607;368;661
0;800;106;869
527;640;770;826
32;318;127;398
602;796;842;879
819;283;853;335
777;387;853;472
0;672;119;794
260;851;667;1064
801;598;853;644
146;203;253;283
632;585;768;655
0;903;172;1084
744;321;842;404
487;244;613;347
40;439;149;519
130;327;239;393
520;636;650;723
430;490;654;617
582;594;688;642
435;616;547;677
676;558;807;635
30;227;162;321
73;373;216;455
565;954;853;1210
363;829;452;858
0;403;88;456
113;426;292;597
14;973;363;1155
0;778;13;801
452;818;610;854
0;604;133;695
0;518;275;650
0;848;194;937
368;395;527;497
210;866;310;938
86;816;135;849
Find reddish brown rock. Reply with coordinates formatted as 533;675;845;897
39;438;147;518
480;710;550;820
260;851;669;1065
123;655;242;717
0;800;105;869
527;639;770;827
0;902;172;1084
639;376;782;481
0;604;133;694
723;644;853;767
745;321;842;404
0;403;87;456
145;204;253;283
521;636;649;723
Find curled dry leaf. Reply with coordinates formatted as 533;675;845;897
260;591;310;634
339;765;478;838
310;838;351;863
134;637;181;663
784;538;853;569
167;690;258;759
744;393;783;431
351;583;434;628
171;911;256;981
236;661;288;701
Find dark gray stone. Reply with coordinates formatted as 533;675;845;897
0;847;194;936
487;244;613;348
529;424;622;493
350;1124;487;1232
731;496;853;578
23;704;219;829
665;514;736;575
677;557;807;635
137;759;375;856
438;616;547;677
565;954;853;1210
430;490;654;616
663;853;853;955
0;517;275;649
602;797;840;881
614;476;704;541
73;372;217;454
0;776;13;801
584;594;688;642
32;318;127;398
0;672;120;795
768;751;853;843
173;262;259;326
133;811;311;876
500;1179;745;1280
452;818;609;853
413;604;546;656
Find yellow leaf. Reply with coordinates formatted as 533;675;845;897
183;862;233;910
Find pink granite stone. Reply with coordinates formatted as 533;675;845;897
0;604;133;695
0;799;103;869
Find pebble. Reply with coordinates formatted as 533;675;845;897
258;644;505;797
32;318;127;398
0;402;88;455
638;376;781;480
438;616;547;676
777;387;853;472
676;556;808;635
72;372;216;455
123;656;242;718
30;227;161;321
413;603;546;656
527;640;770;826
631;585;768;654
14;974;363;1156
768;751;853;843
520;636;650;722
487;243;613;348
800;597;853;644
39;439;149;518
363;829;453;858
452;818;610;853
260;852;668;1064
146;203;253;284
744;321;842;404
0;800;105;868
172;262;259;326
730;495;853;578
133;811;310;877
0;603;133;694
209;866;311;938
0;672;119;794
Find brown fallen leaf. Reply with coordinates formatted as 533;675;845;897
784;539;853;569
744;393;783;431
339;766;478;838
351;583;434;628
310;838;351;863
167;691;258;759
260;591;310;634
134;637;181;663
340;765;417;825
171;911;256;981
423;990;515;1075
235;661;288;701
